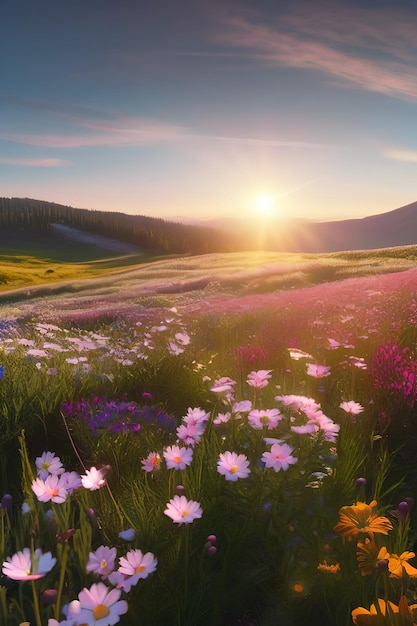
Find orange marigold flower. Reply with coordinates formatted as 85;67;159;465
352;599;400;625
377;547;417;578
357;538;381;576
317;560;341;574
333;500;393;541
352;596;417;625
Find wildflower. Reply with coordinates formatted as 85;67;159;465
317;561;341;574
340;401;364;415
86;546;117;579
0;493;12;511
175;332;190;345
60;471;82;494
247;408;282;430
210;377;237;394
141;452;161;472
334;500;393;540
2;548;56;581
306;363;331;378
262;443;298;472
81;466;107;491
351;597;417;625
119;528;135;541
35;451;65;481
76;582;128;625
377;547;417;578
168;342;184;355
164;495;203;525
288;348;313;360
163;445;193;470
357;538;381;576
32;475;68;504
213;412;231;425
217;451;251;481
291;423;319;435
246;369;272;389
116;549;158;592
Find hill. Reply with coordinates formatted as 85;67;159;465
0;197;241;256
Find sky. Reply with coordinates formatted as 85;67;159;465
2;0;417;223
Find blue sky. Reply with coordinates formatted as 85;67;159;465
2;0;417;222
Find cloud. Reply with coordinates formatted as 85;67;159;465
215;4;417;102
383;148;417;162
0;115;187;149
0;157;69;167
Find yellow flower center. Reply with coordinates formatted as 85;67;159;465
181;509;188;517
230;465;238;473
93;604;110;620
100;559;107;569
135;564;145;573
42;462;50;469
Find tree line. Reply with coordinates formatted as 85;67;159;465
0;197;246;255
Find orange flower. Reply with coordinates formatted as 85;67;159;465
317;560;341;575
352;597;417;625
377;547;417;578
352;599;400;625
334;500;393;541
357;538;381;576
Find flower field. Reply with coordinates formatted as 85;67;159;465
1;263;417;625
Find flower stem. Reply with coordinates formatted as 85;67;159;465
31;579;42;626
55;541;69;620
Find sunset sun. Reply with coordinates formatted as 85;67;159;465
256;194;276;217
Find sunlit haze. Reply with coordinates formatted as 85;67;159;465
2;0;417;223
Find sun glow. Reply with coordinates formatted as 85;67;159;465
255;194;276;217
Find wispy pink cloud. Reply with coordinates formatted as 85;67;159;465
0;115;187;149
216;4;417;102
0;157;69;167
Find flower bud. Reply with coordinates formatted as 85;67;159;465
1;493;12;511
41;589;58;605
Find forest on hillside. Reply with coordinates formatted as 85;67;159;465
0;197;245;255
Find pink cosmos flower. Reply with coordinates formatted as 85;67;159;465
340;401;365;415
232;400;252;414
306;363;331;378
262;443;298;472
247;408;282;430
210;377;237;394
141;452;161;472
76;582;128;626
81;466;107;491
182;407;210;426
60;471;82;494
32;475;68;504
168;342;184;355
163;445;193;470
115;549;157;592
177;422;203;446
86;546;117;579
246;369;272;389
175;332;190;345
35;451;65;481
164;495;203;525
2;548;56;581
217;451;251;481
213;411;231;425
291;424;319;435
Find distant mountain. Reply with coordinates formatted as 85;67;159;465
281;200;417;252
183;201;417;253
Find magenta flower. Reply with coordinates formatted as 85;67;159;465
340;401;365;415
2;548;56;581
76;582;128;625
217;451;251;481
246;369;272;389
306;363;331;378
86;546;117;579
32;475;68;504
35;451;65;481
81;466;107;491
262;443;298;472
164;495;203;525
163;445;193;470
141;452;161;472
210;377;237;393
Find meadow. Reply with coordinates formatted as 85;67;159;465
2;244;417;625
